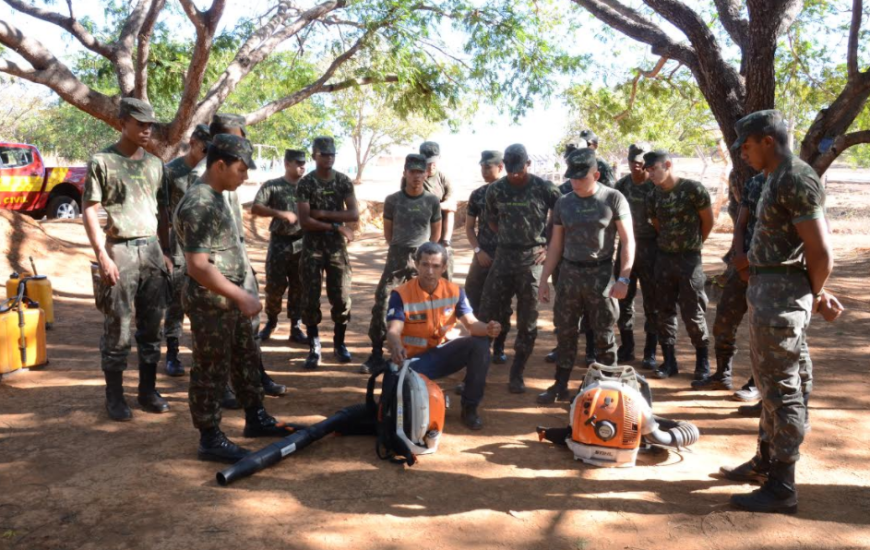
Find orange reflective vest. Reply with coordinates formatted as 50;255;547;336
394;278;462;358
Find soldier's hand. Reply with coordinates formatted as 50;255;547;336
818;291;844;322
237;292;263;318
733;252;750;272
391;346;407;366
280;211;298;224
98;252;120;287
610;281;628;300
476;250;493;268
486;320;501;338
338;225;355;243
737;266;749;282
538;283;550;303
163;253;174;274
534;246;547;265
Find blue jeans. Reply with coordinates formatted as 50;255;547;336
409;336;491;406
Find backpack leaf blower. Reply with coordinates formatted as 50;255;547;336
536;364;700;468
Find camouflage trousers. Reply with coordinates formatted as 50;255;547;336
554;261;618;370
368;245;418;347
299;244;352;328
92;238;168;372
264;236;303;322
747;272;813;463
654;250;710;347
184;281;264;430
551;262;592;337
163;257;186;340
712;264;748;359
479;255;542;358
616;238;657;334
465;252;511;349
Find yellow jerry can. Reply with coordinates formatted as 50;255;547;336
6;272;54;328
0;296;47;374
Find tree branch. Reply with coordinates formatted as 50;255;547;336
847;0;863;78
134;0;167;101
712;0;749;49
613;56;669;121
114;0;154;96
1;0;114;58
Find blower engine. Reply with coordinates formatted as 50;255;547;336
537;364;700;468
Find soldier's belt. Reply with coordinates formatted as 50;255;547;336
106;235;158;247
497;243;543;250
749;265;807;276
271;233;303;243
563;257;613;268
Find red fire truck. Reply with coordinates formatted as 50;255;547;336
0;142;87;219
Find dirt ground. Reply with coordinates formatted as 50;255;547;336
1;185;869;550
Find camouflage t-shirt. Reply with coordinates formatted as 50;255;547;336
158;156;197;261
83;145;163;239
740;173;765;253
485;174;561;254
296;169;356;251
253;177;302;237
648;178;711;253
467;183;498;255
383;190;441;249
553;186;630;263
174;181;247;284
614;174;656;240
749;155;825;267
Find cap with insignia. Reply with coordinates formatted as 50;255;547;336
642;149;670;169
191;124;211;143
405;153;427;171
284;149;306;163
419;141;441;163
312;136;336;155
503;143;530;174
731;109;786;153
579;129;598;144
119;98;159;124
210;134;257;170
563;147;597;179
627;142;651;163
479;150;503;166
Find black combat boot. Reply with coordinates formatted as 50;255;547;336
692;353;733;390
221;385;241;409
654;344;678;379
259;354;286;396
164;337;184;377
492;330;508;365
360;346;388;375
693;346;710;381
104;371;132;421
454;381;465;395
730;460;798;514
720;440;770;483
243;406;296;438
536;367;572;404
641;332;658;370
257;315;278;341
461;404;483;430
738;401;763;417
508;352;528;394
545;347;558;363
303;325;321;370
137;363;170;413
289;318;308;344
617;330;635;362
584;330;596;365
333;324;352;363
197;427;250;463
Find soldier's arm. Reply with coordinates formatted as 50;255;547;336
186;252;261;317
540;225;565;285
313;194;360;223
465;213;480;249
615;219;635;278
298;201;334;232
699;207;714;242
732;206;750;271
429;219;442;243
83;201;120;286
795;218;833;298
384;219;393;244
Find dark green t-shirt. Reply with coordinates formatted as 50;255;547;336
384;190;441;248
648;178;711;253
296;169;356;251
614;174;656;240
553;185;630;263
253;176;302;237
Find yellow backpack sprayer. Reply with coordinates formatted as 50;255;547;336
0;275;48;376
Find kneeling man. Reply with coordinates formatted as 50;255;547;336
385;242;501;431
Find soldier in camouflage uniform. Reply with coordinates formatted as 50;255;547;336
537;148;634;404
479;144;561;393
82;98;171;421
252;149;308;345
417;142;456;280
722;110;841;514
465;150;510;364
297;136;359;369
361;154;442;374
613;142;658;368
158;123;211;377
175;134;294;463
645;150;715;381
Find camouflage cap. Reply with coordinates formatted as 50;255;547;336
405;153;427;171
642;149;670;169
211;134;257;170
731;109;786;153
119;97;159;124
563;138;588;158
579;129;598;144
284;149;306;163
419;141;440;163
563;147;597;179
479;150;503;166
212;113;246;129
191;124;211;143
312;136;336;154
503;143;529;174
627;142;651;163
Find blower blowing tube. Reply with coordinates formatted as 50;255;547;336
644;415;700;448
216;403;372;486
